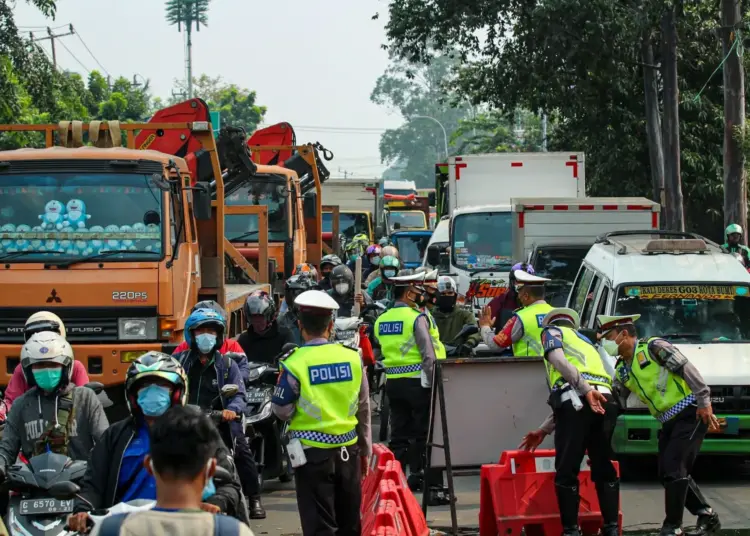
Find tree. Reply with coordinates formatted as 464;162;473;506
381;0;731;240
370;52;472;188
165;0;211;99
452;110;550;154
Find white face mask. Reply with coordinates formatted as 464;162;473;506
335;283;350;295
601;338;619;357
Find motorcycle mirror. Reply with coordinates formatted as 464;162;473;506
213;466;233;486
461;324;479;337
221;384;240;398
47;481;80;501
83;382;104;395
280;343;298;355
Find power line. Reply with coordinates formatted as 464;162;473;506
18;23;69;30
56;37;90;74
74;30;109;77
30;25;75;70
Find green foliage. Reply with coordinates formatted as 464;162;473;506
453;110;550;154
165;0;210;30
382;0;733;239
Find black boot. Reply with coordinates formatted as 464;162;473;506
595;480;620;536
684;477;721;536
407;472;424;492
249;495;266;520
660;479;690;536
556;484;581;536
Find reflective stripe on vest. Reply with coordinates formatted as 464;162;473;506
615;337;694;423
512;302;554;357
283;343;362;448
545;326;612;391
375;306;423;378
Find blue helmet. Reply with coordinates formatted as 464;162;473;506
184;308;226;351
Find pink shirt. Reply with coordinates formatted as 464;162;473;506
4;360;90;410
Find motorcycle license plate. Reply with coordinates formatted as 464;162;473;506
246;390;267;404
19;498;73;515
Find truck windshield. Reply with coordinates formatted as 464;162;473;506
614;283;750;342
452;212;513;271
322;212;370;239
225;179;288;242
0;173;163;262
388;211;426;230
392;234;432;265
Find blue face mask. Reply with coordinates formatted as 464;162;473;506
195;333;217;354
350;254;360;262
383;269;396;279
202;477;216;500
32;368;62;391
370;256;381;266
137;384;172;417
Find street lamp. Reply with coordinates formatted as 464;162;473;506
408;115;449;159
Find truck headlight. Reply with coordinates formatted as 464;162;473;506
118;318;157;341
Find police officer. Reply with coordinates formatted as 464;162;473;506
373;271;446;491
271;290;372;536
478;270;553;355
600;315;720;536
519;308;619;536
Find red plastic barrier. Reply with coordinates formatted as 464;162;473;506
366;499;409;536
361;444;396;514
479;449;622;536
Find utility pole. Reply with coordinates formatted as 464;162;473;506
166;0;210;100
721;0;746;238
30;24;74;70
641;29;665;222
660;3;685;231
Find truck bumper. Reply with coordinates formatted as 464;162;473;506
613;413;750;456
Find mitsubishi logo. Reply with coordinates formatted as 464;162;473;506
46;289;61;303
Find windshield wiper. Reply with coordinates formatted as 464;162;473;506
50;249;160;269
0;250;66;262
228;230;259;242
469;266;511;275
659;333;702;340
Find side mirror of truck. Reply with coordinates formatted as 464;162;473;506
428;192;436;206
426;245;441;267
193;183;212;221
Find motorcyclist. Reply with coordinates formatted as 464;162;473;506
328;264;371;317
318;254;343;292
278;274;316;345
367;255;401;306
346;233;371;279
66;352;248;533
0;333;108;479
174;308;266;519
431;276;481;352
721;223;750;265
4;311;90;411
172;300;250;382
280;263;320;314
486;262;534;333
364;244;382;279
237;290;297;364
365;245;399;288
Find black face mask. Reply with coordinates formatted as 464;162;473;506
437;295;457;313
413;291;427;308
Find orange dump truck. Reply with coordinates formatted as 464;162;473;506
0;120;269;419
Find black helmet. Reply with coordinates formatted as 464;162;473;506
330;265;354;295
244;290;277;327
191;300;227;320
285;274;315;311
125;351;188;415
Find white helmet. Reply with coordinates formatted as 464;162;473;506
25;311;66;341
437;275;457;294
294;290;340;313
21;332;74;387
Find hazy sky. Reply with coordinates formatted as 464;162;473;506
13;0;403;178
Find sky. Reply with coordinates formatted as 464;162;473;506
12;0;404;179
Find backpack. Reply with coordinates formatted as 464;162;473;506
97;511;241;536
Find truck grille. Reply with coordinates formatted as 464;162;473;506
708;385;750;413
0;307;158;344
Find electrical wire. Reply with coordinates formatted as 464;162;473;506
74;30;110;77
18;23;69;30
56;38;90;74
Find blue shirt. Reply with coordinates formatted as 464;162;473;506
118;424;156;502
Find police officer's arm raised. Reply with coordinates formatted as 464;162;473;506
478;307;516;350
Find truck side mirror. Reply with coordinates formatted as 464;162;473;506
426;245;441;267
428;192;436;206
193;183;212;221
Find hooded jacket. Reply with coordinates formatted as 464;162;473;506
430;306;482;347
174;351;246;415
73;417;243;517
0;384;108;467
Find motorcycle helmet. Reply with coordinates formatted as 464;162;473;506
509;262;535;287
378;237;389;247
294;263;319;281
184;308;226;353
320;254;343;278
345;233;369;260
380;255;400;281
330;265;355;296
366;244;382;267
726;223;743;239
24;310;66;341
125;351;188;415
285;274;316;311
244;290;277;333
437;275;458;294
191;300;227;320
381;245;399;259
21;332;74;389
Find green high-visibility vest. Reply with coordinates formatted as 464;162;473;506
282;343;362;448
615;337;694;423
543;326;612;391
512;302;554;357
375;306;425;378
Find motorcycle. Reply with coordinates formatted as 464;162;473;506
243;346;296;490
333;316;363;352
443;324;480;357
